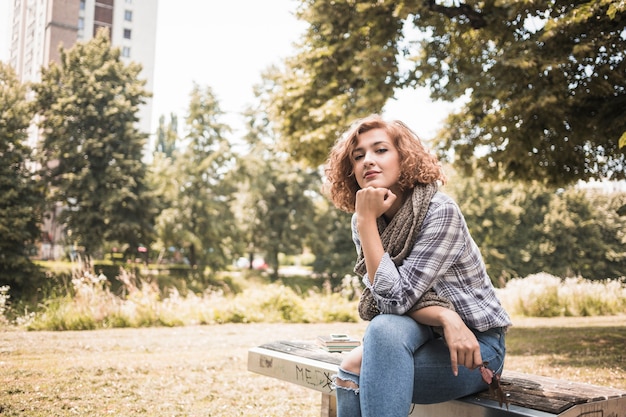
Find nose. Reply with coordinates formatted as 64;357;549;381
362;150;375;165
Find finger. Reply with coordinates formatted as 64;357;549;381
458;351;469;370
449;350;459;376
471;349;483;370
384;189;396;202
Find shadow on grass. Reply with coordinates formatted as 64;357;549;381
506;325;626;370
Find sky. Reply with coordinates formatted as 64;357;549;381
0;0;454;144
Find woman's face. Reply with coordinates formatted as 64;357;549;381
351;128;402;193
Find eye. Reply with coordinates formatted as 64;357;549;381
375;148;388;154
353;154;364;161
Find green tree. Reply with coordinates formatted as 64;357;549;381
155;113;178;158
0;63;44;295
272;0;625;185
447;171;626;281
307;199;356;281
250;161;319;281
148;114;182;262
508;184;554;278
235;90;319;280
269;1;402;165
155;84;238;275
537;188;626;279
33;30;156;258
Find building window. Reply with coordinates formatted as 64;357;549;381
124;10;133;22
78;17;84;30
80;0;85;10
123;28;131;39
125;0;132;3
122;46;131;57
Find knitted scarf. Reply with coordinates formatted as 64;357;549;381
354;182;438;278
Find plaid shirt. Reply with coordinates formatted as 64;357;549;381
353;192;512;332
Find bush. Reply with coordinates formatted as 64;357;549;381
497;273;626;317
7;266;624;331
0;286;10;326
12;262;359;330
260;285;306;322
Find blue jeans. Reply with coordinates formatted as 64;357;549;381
335;314;507;417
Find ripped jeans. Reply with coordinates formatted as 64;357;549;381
334;314;506;417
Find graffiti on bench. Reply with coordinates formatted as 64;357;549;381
295;364;334;393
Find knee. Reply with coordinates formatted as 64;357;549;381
340;346;362;375
365;314;430;350
334;366;360;392
366;314;408;344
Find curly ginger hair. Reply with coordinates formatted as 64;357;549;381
324;114;446;213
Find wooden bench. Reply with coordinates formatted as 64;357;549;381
248;340;626;417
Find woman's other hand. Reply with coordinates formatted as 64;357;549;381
440;310;482;376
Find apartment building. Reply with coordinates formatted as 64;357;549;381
8;0;158;136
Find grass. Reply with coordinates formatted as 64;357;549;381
1;316;625;416
505;316;626;389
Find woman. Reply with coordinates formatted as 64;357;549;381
324;114;512;417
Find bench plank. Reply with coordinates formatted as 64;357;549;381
248;340;626;417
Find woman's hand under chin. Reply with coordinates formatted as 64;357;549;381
355;187;397;221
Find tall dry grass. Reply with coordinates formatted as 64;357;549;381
2;265;625;331
10;261;360;331
0;285;9;326
497;272;626;317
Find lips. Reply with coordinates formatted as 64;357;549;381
364;170;381;179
